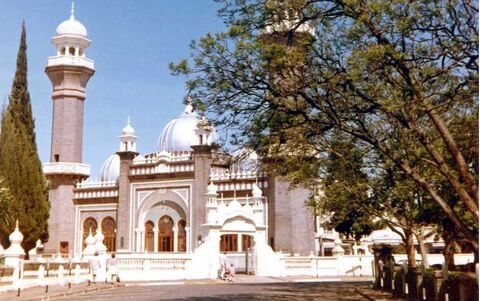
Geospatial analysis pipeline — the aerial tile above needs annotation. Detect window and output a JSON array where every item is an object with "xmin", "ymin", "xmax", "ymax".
[
  {"xmin": 60, "ymin": 241, "xmax": 69, "ymax": 254},
  {"xmin": 82, "ymin": 217, "xmax": 97, "ymax": 249},
  {"xmin": 101, "ymin": 217, "xmax": 116, "ymax": 252},
  {"xmin": 54, "ymin": 154, "xmax": 59, "ymax": 162},
  {"xmin": 220, "ymin": 234, "xmax": 238, "ymax": 252},
  {"xmin": 144, "ymin": 221, "xmax": 154, "ymax": 252},
  {"xmin": 69, "ymin": 47, "xmax": 75, "ymax": 56},
  {"xmin": 158, "ymin": 215, "xmax": 174, "ymax": 252}
]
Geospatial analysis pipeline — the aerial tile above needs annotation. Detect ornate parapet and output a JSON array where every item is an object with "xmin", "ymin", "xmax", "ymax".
[
  {"xmin": 47, "ymin": 55, "xmax": 94, "ymax": 70},
  {"xmin": 43, "ymin": 162, "xmax": 91, "ymax": 177}
]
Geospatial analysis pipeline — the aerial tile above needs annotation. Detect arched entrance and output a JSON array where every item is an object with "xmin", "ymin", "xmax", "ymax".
[
  {"xmin": 144, "ymin": 221, "xmax": 155, "ymax": 252},
  {"xmin": 82, "ymin": 217, "xmax": 97, "ymax": 249},
  {"xmin": 158, "ymin": 215, "xmax": 174, "ymax": 252},
  {"xmin": 101, "ymin": 217, "xmax": 116, "ymax": 252}
]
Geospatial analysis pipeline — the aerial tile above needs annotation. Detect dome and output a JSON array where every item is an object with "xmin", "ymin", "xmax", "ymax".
[
  {"xmin": 56, "ymin": 4, "xmax": 87, "ymax": 37},
  {"xmin": 9, "ymin": 220, "xmax": 23, "ymax": 243},
  {"xmin": 100, "ymin": 154, "xmax": 120, "ymax": 182},
  {"xmin": 207, "ymin": 182, "xmax": 218, "ymax": 195},
  {"xmin": 121, "ymin": 117, "xmax": 135, "ymax": 136},
  {"xmin": 252, "ymin": 183, "xmax": 263, "ymax": 198},
  {"xmin": 157, "ymin": 103, "xmax": 219, "ymax": 152}
]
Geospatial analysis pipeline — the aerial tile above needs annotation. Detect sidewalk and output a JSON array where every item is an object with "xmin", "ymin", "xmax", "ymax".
[{"xmin": 0, "ymin": 281, "xmax": 118, "ymax": 301}]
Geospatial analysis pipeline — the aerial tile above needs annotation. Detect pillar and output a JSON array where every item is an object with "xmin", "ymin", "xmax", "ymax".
[
  {"xmin": 173, "ymin": 228, "xmax": 178, "ymax": 253},
  {"xmin": 185, "ymin": 227, "xmax": 191, "ymax": 253},
  {"xmin": 153, "ymin": 228, "xmax": 159, "ymax": 253}
]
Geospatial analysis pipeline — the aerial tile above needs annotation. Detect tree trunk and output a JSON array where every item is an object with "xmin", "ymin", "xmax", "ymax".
[
  {"xmin": 442, "ymin": 222, "xmax": 456, "ymax": 270},
  {"xmin": 404, "ymin": 229, "xmax": 417, "ymax": 268},
  {"xmin": 415, "ymin": 229, "xmax": 429, "ymax": 268}
]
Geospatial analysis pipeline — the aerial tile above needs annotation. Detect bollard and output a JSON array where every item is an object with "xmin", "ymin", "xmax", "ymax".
[
  {"xmin": 45, "ymin": 284, "xmax": 48, "ymax": 293},
  {"xmin": 68, "ymin": 281, "xmax": 71, "ymax": 289},
  {"xmin": 17, "ymin": 287, "xmax": 20, "ymax": 297}
]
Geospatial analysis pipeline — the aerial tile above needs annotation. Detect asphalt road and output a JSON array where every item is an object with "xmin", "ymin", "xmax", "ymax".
[{"xmin": 52, "ymin": 281, "xmax": 373, "ymax": 301}]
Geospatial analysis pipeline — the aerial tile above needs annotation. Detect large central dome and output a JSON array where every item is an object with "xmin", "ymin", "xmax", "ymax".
[{"xmin": 157, "ymin": 103, "xmax": 219, "ymax": 152}]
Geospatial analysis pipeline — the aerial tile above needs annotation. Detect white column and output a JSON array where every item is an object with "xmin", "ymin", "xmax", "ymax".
[
  {"xmin": 185, "ymin": 227, "xmax": 191, "ymax": 253},
  {"xmin": 153, "ymin": 228, "xmax": 159, "ymax": 253},
  {"xmin": 135, "ymin": 229, "xmax": 141, "ymax": 252},
  {"xmin": 173, "ymin": 227, "xmax": 178, "ymax": 253},
  {"xmin": 66, "ymin": 46, "xmax": 70, "ymax": 56},
  {"xmin": 140, "ymin": 230, "xmax": 145, "ymax": 252},
  {"xmin": 237, "ymin": 234, "xmax": 242, "ymax": 252},
  {"xmin": 75, "ymin": 47, "xmax": 79, "ymax": 56}
]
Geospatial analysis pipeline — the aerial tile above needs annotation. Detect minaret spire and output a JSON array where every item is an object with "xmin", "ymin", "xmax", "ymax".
[{"xmin": 70, "ymin": 1, "xmax": 75, "ymax": 20}]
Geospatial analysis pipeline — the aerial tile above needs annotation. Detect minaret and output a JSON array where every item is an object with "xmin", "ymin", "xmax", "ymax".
[
  {"xmin": 116, "ymin": 118, "xmax": 138, "ymax": 252},
  {"xmin": 43, "ymin": 3, "xmax": 95, "ymax": 255}
]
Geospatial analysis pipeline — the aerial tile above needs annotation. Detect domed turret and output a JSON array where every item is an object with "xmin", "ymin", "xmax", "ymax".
[
  {"xmin": 157, "ymin": 99, "xmax": 219, "ymax": 152},
  {"xmin": 119, "ymin": 117, "xmax": 138, "ymax": 152},
  {"xmin": 100, "ymin": 154, "xmax": 120, "ymax": 182},
  {"xmin": 56, "ymin": 3, "xmax": 87, "ymax": 37}
]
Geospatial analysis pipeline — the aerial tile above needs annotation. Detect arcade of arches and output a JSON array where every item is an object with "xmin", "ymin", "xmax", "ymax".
[
  {"xmin": 144, "ymin": 216, "xmax": 187, "ymax": 253},
  {"xmin": 82, "ymin": 216, "xmax": 116, "ymax": 252}
]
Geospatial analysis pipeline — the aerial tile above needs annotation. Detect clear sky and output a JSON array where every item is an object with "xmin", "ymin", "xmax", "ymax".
[{"xmin": 0, "ymin": 0, "xmax": 225, "ymax": 176}]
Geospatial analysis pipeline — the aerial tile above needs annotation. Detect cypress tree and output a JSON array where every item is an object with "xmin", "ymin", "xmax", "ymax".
[{"xmin": 0, "ymin": 22, "xmax": 49, "ymax": 254}]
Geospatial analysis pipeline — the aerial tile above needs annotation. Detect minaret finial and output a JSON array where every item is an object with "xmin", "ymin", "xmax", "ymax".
[
  {"xmin": 70, "ymin": 1, "xmax": 75, "ymax": 19},
  {"xmin": 127, "ymin": 116, "xmax": 131, "ymax": 125}
]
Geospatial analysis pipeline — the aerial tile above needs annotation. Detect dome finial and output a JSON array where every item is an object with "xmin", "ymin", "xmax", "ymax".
[
  {"xmin": 127, "ymin": 116, "xmax": 131, "ymax": 125},
  {"xmin": 70, "ymin": 1, "xmax": 75, "ymax": 20}
]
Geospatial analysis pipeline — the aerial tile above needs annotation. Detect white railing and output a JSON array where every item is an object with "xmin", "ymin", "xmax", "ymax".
[
  {"xmin": 47, "ymin": 55, "xmax": 94, "ymax": 70},
  {"xmin": 131, "ymin": 163, "xmax": 194, "ymax": 176},
  {"xmin": 280, "ymin": 255, "xmax": 374, "ymax": 277},
  {"xmin": 43, "ymin": 162, "xmax": 91, "ymax": 177},
  {"xmin": 210, "ymin": 170, "xmax": 267, "ymax": 181},
  {"xmin": 116, "ymin": 254, "xmax": 191, "ymax": 281},
  {"xmin": 215, "ymin": 180, "xmax": 268, "ymax": 192},
  {"xmin": 74, "ymin": 189, "xmax": 119, "ymax": 199},
  {"xmin": 76, "ymin": 180, "xmax": 117, "ymax": 189}
]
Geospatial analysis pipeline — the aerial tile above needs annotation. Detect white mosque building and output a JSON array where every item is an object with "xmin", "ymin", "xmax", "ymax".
[
  {"xmin": 41, "ymin": 4, "xmax": 318, "ymax": 263},
  {"xmin": 36, "ymin": 5, "xmax": 451, "ymax": 281}
]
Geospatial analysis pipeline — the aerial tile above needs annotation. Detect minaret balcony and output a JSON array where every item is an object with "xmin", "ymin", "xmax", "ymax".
[
  {"xmin": 47, "ymin": 55, "xmax": 94, "ymax": 70},
  {"xmin": 43, "ymin": 162, "xmax": 91, "ymax": 177}
]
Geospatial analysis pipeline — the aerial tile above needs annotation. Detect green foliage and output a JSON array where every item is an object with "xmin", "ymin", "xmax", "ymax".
[
  {"xmin": 0, "ymin": 23, "xmax": 49, "ymax": 252},
  {"xmin": 171, "ymin": 0, "xmax": 478, "ymax": 250}
]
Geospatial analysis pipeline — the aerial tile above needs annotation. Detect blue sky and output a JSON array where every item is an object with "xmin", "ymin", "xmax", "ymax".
[{"xmin": 0, "ymin": 0, "xmax": 225, "ymax": 176}]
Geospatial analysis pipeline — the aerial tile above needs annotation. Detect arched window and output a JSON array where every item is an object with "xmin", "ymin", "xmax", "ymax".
[
  {"xmin": 158, "ymin": 215, "xmax": 174, "ymax": 252},
  {"xmin": 220, "ymin": 234, "xmax": 238, "ymax": 252},
  {"xmin": 69, "ymin": 47, "xmax": 75, "ymax": 56},
  {"xmin": 101, "ymin": 217, "xmax": 116, "ymax": 252},
  {"xmin": 60, "ymin": 47, "xmax": 66, "ymax": 55},
  {"xmin": 82, "ymin": 217, "xmax": 97, "ymax": 250},
  {"xmin": 177, "ymin": 219, "xmax": 186, "ymax": 252},
  {"xmin": 144, "ymin": 221, "xmax": 155, "ymax": 252}
]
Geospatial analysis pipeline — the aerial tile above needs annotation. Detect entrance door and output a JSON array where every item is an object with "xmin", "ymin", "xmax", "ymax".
[
  {"xmin": 158, "ymin": 215, "xmax": 174, "ymax": 252},
  {"xmin": 220, "ymin": 234, "xmax": 254, "ymax": 274}
]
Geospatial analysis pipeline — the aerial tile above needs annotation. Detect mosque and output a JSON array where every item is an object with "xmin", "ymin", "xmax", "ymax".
[{"xmin": 41, "ymin": 5, "xmax": 317, "ymax": 259}]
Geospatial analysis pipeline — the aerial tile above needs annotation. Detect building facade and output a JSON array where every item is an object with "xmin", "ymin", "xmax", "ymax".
[{"xmin": 42, "ymin": 6, "xmax": 316, "ymax": 259}]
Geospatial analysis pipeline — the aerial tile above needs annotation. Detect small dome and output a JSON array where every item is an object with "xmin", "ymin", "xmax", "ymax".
[
  {"xmin": 9, "ymin": 220, "xmax": 23, "ymax": 243},
  {"xmin": 100, "ymin": 154, "xmax": 120, "ymax": 182},
  {"xmin": 56, "ymin": 4, "xmax": 87, "ymax": 37},
  {"xmin": 85, "ymin": 229, "xmax": 96, "ymax": 245},
  {"xmin": 121, "ymin": 117, "xmax": 135, "ymax": 136},
  {"xmin": 252, "ymin": 184, "xmax": 263, "ymax": 198},
  {"xmin": 157, "ymin": 103, "xmax": 219, "ymax": 152},
  {"xmin": 207, "ymin": 182, "xmax": 218, "ymax": 195}
]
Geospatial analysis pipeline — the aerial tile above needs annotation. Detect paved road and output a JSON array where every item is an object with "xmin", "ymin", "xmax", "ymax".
[{"xmin": 53, "ymin": 281, "xmax": 373, "ymax": 301}]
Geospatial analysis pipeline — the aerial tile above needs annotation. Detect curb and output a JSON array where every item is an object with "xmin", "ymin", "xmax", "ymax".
[{"xmin": 15, "ymin": 284, "xmax": 116, "ymax": 301}]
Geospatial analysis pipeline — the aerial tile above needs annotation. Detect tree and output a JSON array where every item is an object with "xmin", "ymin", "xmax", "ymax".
[
  {"xmin": 171, "ymin": 0, "xmax": 478, "ymax": 251},
  {"xmin": 0, "ymin": 22, "xmax": 49, "ymax": 254}
]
